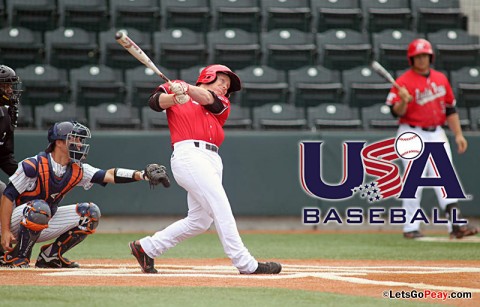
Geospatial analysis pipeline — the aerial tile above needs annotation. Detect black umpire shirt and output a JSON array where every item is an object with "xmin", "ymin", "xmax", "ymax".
[{"xmin": 0, "ymin": 106, "xmax": 17, "ymax": 176}]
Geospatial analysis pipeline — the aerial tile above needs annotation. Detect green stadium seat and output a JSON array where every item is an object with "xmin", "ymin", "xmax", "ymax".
[
  {"xmin": 261, "ymin": 0, "xmax": 311, "ymax": 32},
  {"xmin": 88, "ymin": 103, "xmax": 141, "ymax": 130},
  {"xmin": 0, "ymin": 27, "xmax": 44, "ymax": 68},
  {"xmin": 311, "ymin": 0, "xmax": 362, "ymax": 32},
  {"xmin": 58, "ymin": 0, "xmax": 109, "ymax": 32},
  {"xmin": 307, "ymin": 103, "xmax": 362, "ymax": 130},
  {"xmin": 162, "ymin": 0, "xmax": 210, "ymax": 33},
  {"xmin": 360, "ymin": 0, "xmax": 412, "ymax": 33},
  {"xmin": 110, "ymin": 0, "xmax": 161, "ymax": 32},
  {"xmin": 34, "ymin": 102, "xmax": 86, "ymax": 129},
  {"xmin": 372, "ymin": 29, "xmax": 420, "ymax": 71},
  {"xmin": 253, "ymin": 103, "xmax": 307, "ymax": 130},
  {"xmin": 411, "ymin": 0, "xmax": 467, "ymax": 34},
  {"xmin": 7, "ymin": 0, "xmax": 57, "ymax": 31},
  {"xmin": 210, "ymin": 0, "xmax": 261, "ymax": 33}
]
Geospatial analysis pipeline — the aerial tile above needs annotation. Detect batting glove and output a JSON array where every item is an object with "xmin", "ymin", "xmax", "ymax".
[
  {"xmin": 170, "ymin": 81, "xmax": 189, "ymax": 96},
  {"xmin": 173, "ymin": 93, "xmax": 190, "ymax": 105}
]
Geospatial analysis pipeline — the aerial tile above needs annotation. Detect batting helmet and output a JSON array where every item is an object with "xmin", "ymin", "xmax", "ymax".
[
  {"xmin": 46, "ymin": 121, "xmax": 91, "ymax": 164},
  {"xmin": 407, "ymin": 39, "xmax": 434, "ymax": 66},
  {"xmin": 196, "ymin": 64, "xmax": 241, "ymax": 97},
  {"xmin": 0, "ymin": 65, "xmax": 22, "ymax": 106}
]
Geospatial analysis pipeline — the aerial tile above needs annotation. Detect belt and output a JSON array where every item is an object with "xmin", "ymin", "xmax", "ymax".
[
  {"xmin": 194, "ymin": 141, "xmax": 218, "ymax": 153},
  {"xmin": 409, "ymin": 125, "xmax": 437, "ymax": 132}
]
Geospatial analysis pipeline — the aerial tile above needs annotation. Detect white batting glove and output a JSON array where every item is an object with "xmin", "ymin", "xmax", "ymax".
[
  {"xmin": 173, "ymin": 93, "xmax": 190, "ymax": 105},
  {"xmin": 170, "ymin": 82, "xmax": 189, "ymax": 96}
]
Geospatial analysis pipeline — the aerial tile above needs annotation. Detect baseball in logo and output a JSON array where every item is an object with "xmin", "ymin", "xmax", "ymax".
[{"xmin": 300, "ymin": 134, "xmax": 466, "ymax": 202}]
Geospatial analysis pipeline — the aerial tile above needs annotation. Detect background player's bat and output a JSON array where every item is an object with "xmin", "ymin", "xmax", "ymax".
[
  {"xmin": 115, "ymin": 31, "xmax": 172, "ymax": 85},
  {"xmin": 371, "ymin": 61, "xmax": 400, "ymax": 90}
]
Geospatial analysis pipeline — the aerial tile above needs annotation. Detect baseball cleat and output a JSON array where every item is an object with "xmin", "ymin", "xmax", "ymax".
[
  {"xmin": 450, "ymin": 224, "xmax": 479, "ymax": 239},
  {"xmin": 403, "ymin": 230, "xmax": 424, "ymax": 239},
  {"xmin": 1, "ymin": 253, "xmax": 30, "ymax": 268},
  {"xmin": 35, "ymin": 244, "xmax": 80, "ymax": 268},
  {"xmin": 250, "ymin": 262, "xmax": 282, "ymax": 274},
  {"xmin": 129, "ymin": 241, "xmax": 157, "ymax": 274}
]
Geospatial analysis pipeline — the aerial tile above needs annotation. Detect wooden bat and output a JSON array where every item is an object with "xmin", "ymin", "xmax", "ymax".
[
  {"xmin": 115, "ymin": 31, "xmax": 172, "ymax": 85},
  {"xmin": 371, "ymin": 61, "xmax": 400, "ymax": 90}
]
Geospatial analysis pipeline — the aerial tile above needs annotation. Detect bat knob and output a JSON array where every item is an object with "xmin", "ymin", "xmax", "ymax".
[{"xmin": 115, "ymin": 31, "xmax": 123, "ymax": 40}]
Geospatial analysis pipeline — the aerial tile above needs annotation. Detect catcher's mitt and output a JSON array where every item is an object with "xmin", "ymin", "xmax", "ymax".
[{"xmin": 143, "ymin": 164, "xmax": 171, "ymax": 188}]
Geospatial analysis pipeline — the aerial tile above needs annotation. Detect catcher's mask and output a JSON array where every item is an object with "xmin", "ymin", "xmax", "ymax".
[
  {"xmin": 407, "ymin": 38, "xmax": 434, "ymax": 66},
  {"xmin": 0, "ymin": 65, "xmax": 22, "ymax": 107},
  {"xmin": 196, "ymin": 64, "xmax": 241, "ymax": 97},
  {"xmin": 46, "ymin": 121, "xmax": 91, "ymax": 165}
]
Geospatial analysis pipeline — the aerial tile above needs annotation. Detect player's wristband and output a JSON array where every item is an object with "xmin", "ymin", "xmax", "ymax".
[{"xmin": 114, "ymin": 168, "xmax": 138, "ymax": 183}]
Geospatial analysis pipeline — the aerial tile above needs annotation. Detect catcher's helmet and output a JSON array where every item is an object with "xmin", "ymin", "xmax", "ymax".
[
  {"xmin": 46, "ymin": 121, "xmax": 91, "ymax": 165},
  {"xmin": 196, "ymin": 64, "xmax": 241, "ymax": 97},
  {"xmin": 407, "ymin": 39, "xmax": 434, "ymax": 66},
  {"xmin": 0, "ymin": 65, "xmax": 22, "ymax": 106}
]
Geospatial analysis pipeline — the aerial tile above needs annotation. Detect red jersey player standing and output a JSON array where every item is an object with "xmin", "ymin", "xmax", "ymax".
[
  {"xmin": 129, "ymin": 64, "xmax": 282, "ymax": 274},
  {"xmin": 386, "ymin": 38, "xmax": 478, "ymax": 239}
]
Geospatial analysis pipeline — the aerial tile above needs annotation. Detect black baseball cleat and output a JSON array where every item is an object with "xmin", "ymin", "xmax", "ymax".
[
  {"xmin": 403, "ymin": 230, "xmax": 424, "ymax": 239},
  {"xmin": 129, "ymin": 241, "xmax": 157, "ymax": 274},
  {"xmin": 35, "ymin": 244, "xmax": 80, "ymax": 268},
  {"xmin": 250, "ymin": 262, "xmax": 282, "ymax": 274},
  {"xmin": 450, "ymin": 224, "xmax": 479, "ymax": 239}
]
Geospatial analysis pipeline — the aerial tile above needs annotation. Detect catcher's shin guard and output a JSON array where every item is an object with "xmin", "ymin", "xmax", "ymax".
[
  {"xmin": 3, "ymin": 200, "xmax": 50, "ymax": 267},
  {"xmin": 36, "ymin": 203, "xmax": 100, "ymax": 268}
]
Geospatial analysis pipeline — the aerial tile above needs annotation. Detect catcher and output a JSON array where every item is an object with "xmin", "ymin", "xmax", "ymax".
[{"xmin": 0, "ymin": 121, "xmax": 170, "ymax": 268}]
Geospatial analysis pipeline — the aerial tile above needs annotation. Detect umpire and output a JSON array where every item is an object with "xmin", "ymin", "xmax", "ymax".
[{"xmin": 0, "ymin": 65, "xmax": 22, "ymax": 194}]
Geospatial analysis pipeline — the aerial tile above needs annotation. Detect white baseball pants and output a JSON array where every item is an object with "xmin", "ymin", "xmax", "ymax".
[
  {"xmin": 398, "ymin": 124, "xmax": 457, "ymax": 233},
  {"xmin": 140, "ymin": 140, "xmax": 258, "ymax": 274}
]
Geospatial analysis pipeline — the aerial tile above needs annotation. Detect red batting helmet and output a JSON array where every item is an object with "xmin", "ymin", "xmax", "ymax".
[
  {"xmin": 407, "ymin": 39, "xmax": 434, "ymax": 65},
  {"xmin": 196, "ymin": 64, "xmax": 241, "ymax": 96}
]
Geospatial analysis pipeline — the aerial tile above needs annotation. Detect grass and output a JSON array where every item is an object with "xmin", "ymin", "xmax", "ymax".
[{"xmin": 31, "ymin": 232, "xmax": 480, "ymax": 261}]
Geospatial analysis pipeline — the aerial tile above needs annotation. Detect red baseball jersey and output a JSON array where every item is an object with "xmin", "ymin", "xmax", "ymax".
[
  {"xmin": 157, "ymin": 81, "xmax": 230, "ymax": 147},
  {"xmin": 386, "ymin": 68, "xmax": 456, "ymax": 127}
]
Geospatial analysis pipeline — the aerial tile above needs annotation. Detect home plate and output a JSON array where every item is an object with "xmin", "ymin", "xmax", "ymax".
[{"xmin": 416, "ymin": 236, "xmax": 480, "ymax": 243}]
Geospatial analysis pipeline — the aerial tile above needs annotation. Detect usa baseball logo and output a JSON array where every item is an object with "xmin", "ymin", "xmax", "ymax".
[{"xmin": 300, "ymin": 134, "xmax": 466, "ymax": 202}]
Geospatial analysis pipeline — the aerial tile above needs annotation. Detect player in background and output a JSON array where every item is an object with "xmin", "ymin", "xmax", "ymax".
[
  {"xmin": 386, "ymin": 38, "xmax": 478, "ymax": 239},
  {"xmin": 0, "ymin": 65, "xmax": 21, "ymax": 195},
  {"xmin": 0, "ymin": 121, "xmax": 170, "ymax": 268},
  {"xmin": 129, "ymin": 64, "xmax": 282, "ymax": 274}
]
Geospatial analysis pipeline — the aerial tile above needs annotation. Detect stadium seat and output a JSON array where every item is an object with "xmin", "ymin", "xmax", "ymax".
[
  {"xmin": 468, "ymin": 106, "xmax": 480, "ymax": 130},
  {"xmin": 317, "ymin": 29, "xmax": 372, "ymax": 71},
  {"xmin": 45, "ymin": 27, "xmax": 99, "ymax": 69},
  {"xmin": 456, "ymin": 107, "xmax": 472, "ymax": 131},
  {"xmin": 126, "ymin": 65, "xmax": 178, "ymax": 109},
  {"xmin": 288, "ymin": 65, "xmax": 342, "ymax": 108},
  {"xmin": 16, "ymin": 64, "xmax": 69, "ymax": 108},
  {"xmin": 0, "ymin": 1, "xmax": 7, "ymax": 27},
  {"xmin": 210, "ymin": 0, "xmax": 261, "ymax": 32},
  {"xmin": 207, "ymin": 28, "xmax": 261, "ymax": 70},
  {"xmin": 360, "ymin": 0, "xmax": 412, "ymax": 33},
  {"xmin": 261, "ymin": 0, "xmax": 311, "ymax": 32},
  {"xmin": 223, "ymin": 104, "xmax": 253, "ymax": 129},
  {"xmin": 88, "ymin": 103, "xmax": 141, "ymax": 130},
  {"xmin": 162, "ymin": 0, "xmax": 210, "ymax": 33},
  {"xmin": 179, "ymin": 65, "xmax": 206, "ymax": 85},
  {"xmin": 342, "ymin": 65, "xmax": 392, "ymax": 109},
  {"xmin": 153, "ymin": 28, "xmax": 207, "ymax": 71},
  {"xmin": 58, "ymin": 0, "xmax": 109, "ymax": 32},
  {"xmin": 253, "ymin": 103, "xmax": 307, "ymax": 130},
  {"xmin": 261, "ymin": 29, "xmax": 316, "ymax": 71},
  {"xmin": 99, "ymin": 28, "xmax": 152, "ymax": 70},
  {"xmin": 110, "ymin": 0, "xmax": 161, "ymax": 32},
  {"xmin": 17, "ymin": 104, "xmax": 34, "ymax": 128},
  {"xmin": 372, "ymin": 29, "xmax": 420, "ymax": 71},
  {"xmin": 307, "ymin": 103, "xmax": 362, "ymax": 130},
  {"xmin": 34, "ymin": 102, "xmax": 86, "ymax": 129},
  {"xmin": 311, "ymin": 0, "xmax": 362, "ymax": 32},
  {"xmin": 450, "ymin": 66, "xmax": 480, "ymax": 109},
  {"xmin": 427, "ymin": 29, "xmax": 480, "ymax": 71},
  {"xmin": 411, "ymin": 0, "xmax": 467, "ymax": 34},
  {"xmin": 141, "ymin": 106, "xmax": 168, "ymax": 130},
  {"xmin": 70, "ymin": 65, "xmax": 126, "ymax": 112},
  {"xmin": 7, "ymin": 0, "xmax": 57, "ymax": 31},
  {"xmin": 235, "ymin": 65, "xmax": 289, "ymax": 108},
  {"xmin": 0, "ymin": 27, "xmax": 44, "ymax": 68},
  {"xmin": 360, "ymin": 103, "xmax": 397, "ymax": 130}
]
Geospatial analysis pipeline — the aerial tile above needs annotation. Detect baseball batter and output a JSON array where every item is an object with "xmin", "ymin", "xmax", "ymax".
[
  {"xmin": 129, "ymin": 64, "xmax": 282, "ymax": 274},
  {"xmin": 0, "ymin": 65, "xmax": 21, "ymax": 195},
  {"xmin": 0, "ymin": 121, "xmax": 170, "ymax": 268},
  {"xmin": 386, "ymin": 38, "xmax": 478, "ymax": 239}
]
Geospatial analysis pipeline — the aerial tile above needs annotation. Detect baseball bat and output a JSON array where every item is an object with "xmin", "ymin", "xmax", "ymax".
[
  {"xmin": 115, "ymin": 31, "xmax": 172, "ymax": 85},
  {"xmin": 371, "ymin": 61, "xmax": 401, "ymax": 90}
]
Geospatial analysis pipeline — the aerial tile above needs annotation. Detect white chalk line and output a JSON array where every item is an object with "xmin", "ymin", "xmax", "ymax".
[{"xmin": 24, "ymin": 264, "xmax": 480, "ymax": 293}]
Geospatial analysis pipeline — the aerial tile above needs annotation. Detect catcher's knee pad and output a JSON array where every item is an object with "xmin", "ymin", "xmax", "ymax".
[
  {"xmin": 76, "ymin": 202, "xmax": 101, "ymax": 233},
  {"xmin": 22, "ymin": 199, "xmax": 51, "ymax": 231}
]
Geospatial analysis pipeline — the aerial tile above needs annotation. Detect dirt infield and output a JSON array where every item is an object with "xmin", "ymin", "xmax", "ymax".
[{"xmin": 1, "ymin": 259, "xmax": 479, "ymax": 307}]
